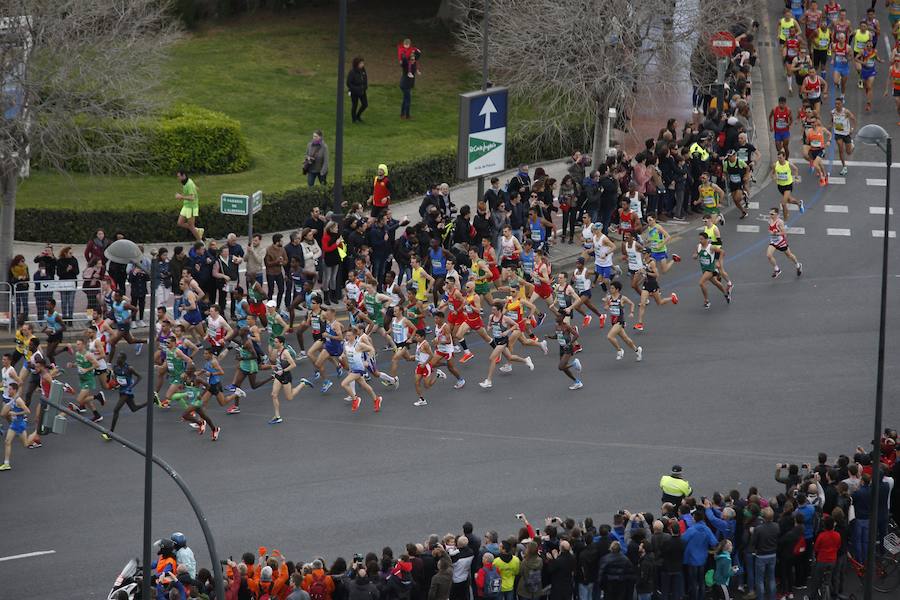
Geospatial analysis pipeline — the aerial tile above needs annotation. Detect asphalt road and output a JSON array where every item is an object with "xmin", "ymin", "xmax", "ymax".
[{"xmin": 2, "ymin": 3, "xmax": 899, "ymax": 598}]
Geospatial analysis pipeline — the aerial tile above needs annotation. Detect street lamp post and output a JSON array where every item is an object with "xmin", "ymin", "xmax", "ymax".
[
  {"xmin": 856, "ymin": 123, "xmax": 892, "ymax": 600},
  {"xmin": 105, "ymin": 239, "xmax": 224, "ymax": 600},
  {"xmin": 333, "ymin": 0, "xmax": 347, "ymax": 215}
]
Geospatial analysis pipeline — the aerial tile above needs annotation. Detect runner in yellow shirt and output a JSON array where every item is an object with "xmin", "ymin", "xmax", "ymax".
[{"xmin": 176, "ymin": 169, "xmax": 204, "ymax": 241}]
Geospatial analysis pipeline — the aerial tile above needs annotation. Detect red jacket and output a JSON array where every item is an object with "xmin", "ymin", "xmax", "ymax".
[
  {"xmin": 474, "ymin": 565, "xmax": 499, "ymax": 597},
  {"xmin": 813, "ymin": 530, "xmax": 841, "ymax": 564}
]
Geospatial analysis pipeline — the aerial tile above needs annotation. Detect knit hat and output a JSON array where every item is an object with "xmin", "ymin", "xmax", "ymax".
[
  {"xmin": 671, "ymin": 465, "xmax": 683, "ymax": 475},
  {"xmin": 261, "ymin": 566, "xmax": 273, "ymax": 582}
]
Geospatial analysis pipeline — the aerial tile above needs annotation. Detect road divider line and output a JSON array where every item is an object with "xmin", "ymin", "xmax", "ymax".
[
  {"xmin": 826, "ymin": 228, "xmax": 852, "ymax": 236},
  {"xmin": 866, "ymin": 178, "xmax": 887, "ymax": 187},
  {"xmin": 736, "ymin": 224, "xmax": 759, "ymax": 233},
  {"xmin": 824, "ymin": 205, "xmax": 848, "ymax": 213},
  {"xmin": 869, "ymin": 207, "xmax": 894, "ymax": 215},
  {"xmin": 872, "ymin": 230, "xmax": 897, "ymax": 238},
  {"xmin": 789, "ymin": 158, "xmax": 900, "ymax": 168},
  {"xmin": 0, "ymin": 550, "xmax": 56, "ymax": 563},
  {"xmin": 826, "ymin": 176, "xmax": 846, "ymax": 185},
  {"xmin": 786, "ymin": 226, "xmax": 805, "ymax": 234},
  {"xmin": 747, "ymin": 201, "xmax": 759, "ymax": 209}
]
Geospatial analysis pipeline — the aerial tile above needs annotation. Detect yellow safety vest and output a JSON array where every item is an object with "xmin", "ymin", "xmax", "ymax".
[
  {"xmin": 660, "ymin": 475, "xmax": 692, "ymax": 499},
  {"xmin": 688, "ymin": 142, "xmax": 709, "ymax": 161}
]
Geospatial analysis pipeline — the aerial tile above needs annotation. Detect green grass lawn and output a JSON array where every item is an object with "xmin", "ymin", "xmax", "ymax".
[{"xmin": 17, "ymin": 1, "xmax": 477, "ymax": 211}]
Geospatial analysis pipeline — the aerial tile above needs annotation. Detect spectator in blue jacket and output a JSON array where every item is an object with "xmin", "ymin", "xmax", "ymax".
[
  {"xmin": 703, "ymin": 498, "xmax": 736, "ymax": 543},
  {"xmin": 682, "ymin": 510, "xmax": 718, "ymax": 600}
]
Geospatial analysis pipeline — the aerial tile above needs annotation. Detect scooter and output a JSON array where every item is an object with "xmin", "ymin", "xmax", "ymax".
[{"xmin": 107, "ymin": 557, "xmax": 143, "ymax": 600}]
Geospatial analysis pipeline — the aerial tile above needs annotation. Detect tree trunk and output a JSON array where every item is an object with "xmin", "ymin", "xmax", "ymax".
[
  {"xmin": 436, "ymin": 0, "xmax": 466, "ymax": 25},
  {"xmin": 0, "ymin": 168, "xmax": 17, "ymax": 320},
  {"xmin": 591, "ymin": 102, "xmax": 609, "ymax": 169}
]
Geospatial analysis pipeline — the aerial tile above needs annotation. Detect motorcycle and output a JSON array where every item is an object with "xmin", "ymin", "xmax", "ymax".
[{"xmin": 107, "ymin": 558, "xmax": 143, "ymax": 600}]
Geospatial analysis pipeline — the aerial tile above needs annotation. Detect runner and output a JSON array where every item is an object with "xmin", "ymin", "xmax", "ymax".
[
  {"xmin": 0, "ymin": 384, "xmax": 29, "ymax": 471},
  {"xmin": 604, "ymin": 282, "xmax": 642, "ymax": 362},
  {"xmin": 885, "ymin": 53, "xmax": 900, "ymax": 124},
  {"xmin": 387, "ymin": 310, "xmax": 417, "ymax": 382},
  {"xmin": 551, "ymin": 272, "xmax": 584, "ymax": 323},
  {"xmin": 204, "ymin": 305, "xmax": 233, "ymax": 359},
  {"xmin": 42, "ymin": 298, "xmax": 67, "ymax": 365},
  {"xmin": 178, "ymin": 279, "xmax": 205, "ymax": 340},
  {"xmin": 890, "ymin": 0, "xmax": 900, "ymax": 42},
  {"xmin": 103, "ymin": 354, "xmax": 146, "ymax": 441},
  {"xmin": 779, "ymin": 8, "xmax": 801, "ymax": 47},
  {"xmin": 198, "ymin": 346, "xmax": 228, "ymax": 411},
  {"xmin": 811, "ymin": 20, "xmax": 832, "ymax": 76},
  {"xmin": 766, "ymin": 208, "xmax": 803, "ymax": 279},
  {"xmin": 340, "ymin": 328, "xmax": 383, "ymax": 413},
  {"xmin": 312, "ymin": 308, "xmax": 346, "ymax": 394},
  {"xmin": 221, "ymin": 327, "xmax": 272, "ymax": 414},
  {"xmin": 571, "ymin": 258, "xmax": 607, "ymax": 327},
  {"xmin": 107, "ymin": 290, "xmax": 146, "ymax": 365},
  {"xmin": 851, "ymin": 21, "xmax": 872, "ymax": 88},
  {"xmin": 620, "ymin": 232, "xmax": 646, "ymax": 297},
  {"xmin": 772, "ymin": 151, "xmax": 804, "ymax": 219},
  {"xmin": 429, "ymin": 311, "xmax": 466, "ymax": 389},
  {"xmin": 865, "ymin": 8, "xmax": 881, "ymax": 50},
  {"xmin": 803, "ymin": 116, "xmax": 832, "ymax": 187},
  {"xmin": 701, "ymin": 213, "xmax": 732, "ymax": 291},
  {"xmin": 800, "ymin": 66, "xmax": 827, "ymax": 117},
  {"xmin": 66, "ymin": 338, "xmax": 105, "ymax": 423},
  {"xmin": 1, "ymin": 353, "xmax": 19, "ymax": 407},
  {"xmin": 831, "ymin": 31, "xmax": 852, "ymax": 96},
  {"xmin": 769, "ymin": 96, "xmax": 794, "ymax": 159},
  {"xmin": 453, "ymin": 281, "xmax": 493, "ymax": 363},
  {"xmin": 498, "ymin": 225, "xmax": 522, "ymax": 269},
  {"xmin": 782, "ymin": 26, "xmax": 802, "ymax": 95},
  {"xmin": 478, "ymin": 303, "xmax": 533, "ymax": 389},
  {"xmin": 634, "ymin": 249, "xmax": 678, "ymax": 332},
  {"xmin": 546, "ymin": 314, "xmax": 583, "ymax": 390},
  {"xmin": 617, "ymin": 197, "xmax": 643, "ymax": 241},
  {"xmin": 159, "ymin": 334, "xmax": 194, "ymax": 410},
  {"xmin": 694, "ymin": 172, "xmax": 727, "ymax": 226},
  {"xmin": 831, "ymin": 96, "xmax": 857, "ymax": 175},
  {"xmin": 823, "ymin": 1, "xmax": 840, "ymax": 27},
  {"xmin": 175, "ymin": 169, "xmax": 204, "ymax": 242},
  {"xmin": 802, "ymin": 1, "xmax": 823, "ymax": 50},
  {"xmin": 170, "ymin": 368, "xmax": 218, "ymax": 440},
  {"xmin": 693, "ymin": 232, "xmax": 731, "ymax": 310},
  {"xmin": 644, "ymin": 216, "xmax": 681, "ymax": 275},
  {"xmin": 722, "ymin": 150, "xmax": 751, "ymax": 219},
  {"xmin": 410, "ymin": 329, "xmax": 445, "ymax": 407},
  {"xmin": 268, "ymin": 335, "xmax": 313, "ymax": 424}
]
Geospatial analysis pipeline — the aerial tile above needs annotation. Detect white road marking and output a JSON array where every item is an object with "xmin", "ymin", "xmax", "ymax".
[
  {"xmin": 736, "ymin": 224, "xmax": 759, "ymax": 233},
  {"xmin": 786, "ymin": 226, "xmax": 805, "ymax": 234},
  {"xmin": 827, "ymin": 176, "xmax": 846, "ymax": 185},
  {"xmin": 867, "ymin": 178, "xmax": 887, "ymax": 187},
  {"xmin": 0, "ymin": 550, "xmax": 56, "ymax": 563},
  {"xmin": 827, "ymin": 228, "xmax": 852, "ymax": 236},
  {"xmin": 869, "ymin": 207, "xmax": 895, "ymax": 215},
  {"xmin": 787, "ymin": 204, "xmax": 799, "ymax": 211},
  {"xmin": 789, "ymin": 158, "xmax": 900, "ymax": 168},
  {"xmin": 872, "ymin": 230, "xmax": 897, "ymax": 238},
  {"xmin": 747, "ymin": 201, "xmax": 759, "ymax": 209},
  {"xmin": 824, "ymin": 205, "xmax": 848, "ymax": 213}
]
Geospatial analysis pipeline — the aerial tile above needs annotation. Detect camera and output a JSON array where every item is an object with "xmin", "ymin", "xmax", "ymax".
[{"xmin": 353, "ymin": 553, "xmax": 363, "ymax": 564}]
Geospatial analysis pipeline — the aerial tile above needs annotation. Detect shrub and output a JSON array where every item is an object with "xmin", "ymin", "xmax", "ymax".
[{"xmin": 15, "ymin": 123, "xmax": 589, "ymax": 243}]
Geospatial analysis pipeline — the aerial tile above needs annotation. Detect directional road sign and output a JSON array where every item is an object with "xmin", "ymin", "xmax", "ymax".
[{"xmin": 458, "ymin": 87, "xmax": 508, "ymax": 180}]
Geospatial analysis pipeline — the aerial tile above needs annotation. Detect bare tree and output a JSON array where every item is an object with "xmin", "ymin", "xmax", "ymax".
[
  {"xmin": 455, "ymin": 0, "xmax": 760, "ymax": 167},
  {"xmin": 0, "ymin": 0, "xmax": 180, "ymax": 293}
]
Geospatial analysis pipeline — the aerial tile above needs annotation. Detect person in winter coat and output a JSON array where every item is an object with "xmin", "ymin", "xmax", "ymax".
[
  {"xmin": 399, "ymin": 51, "xmax": 419, "ymax": 119},
  {"xmin": 349, "ymin": 568, "xmax": 380, "ymax": 600},
  {"xmin": 682, "ymin": 510, "xmax": 718, "ymax": 600},
  {"xmin": 635, "ymin": 541, "xmax": 657, "ymax": 600},
  {"xmin": 347, "ymin": 57, "xmax": 369, "ymax": 123},
  {"xmin": 544, "ymin": 541, "xmax": 576, "ymax": 600},
  {"xmin": 597, "ymin": 541, "xmax": 636, "ymax": 600},
  {"xmin": 84, "ymin": 229, "xmax": 109, "ymax": 268},
  {"xmin": 474, "ymin": 553, "xmax": 500, "ymax": 599},
  {"xmin": 304, "ymin": 130, "xmax": 329, "ymax": 187},
  {"xmin": 711, "ymin": 539, "xmax": 736, "ymax": 600},
  {"xmin": 303, "ymin": 559, "xmax": 336, "ymax": 600},
  {"xmin": 516, "ymin": 542, "xmax": 545, "ymax": 600},
  {"xmin": 428, "ymin": 556, "xmax": 453, "ymax": 600}
]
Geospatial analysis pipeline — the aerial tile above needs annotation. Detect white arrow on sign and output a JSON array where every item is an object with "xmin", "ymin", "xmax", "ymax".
[{"xmin": 479, "ymin": 97, "xmax": 497, "ymax": 129}]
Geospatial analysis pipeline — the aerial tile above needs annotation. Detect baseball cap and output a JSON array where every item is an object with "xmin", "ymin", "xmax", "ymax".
[{"xmin": 265, "ymin": 300, "xmax": 277, "ymax": 308}]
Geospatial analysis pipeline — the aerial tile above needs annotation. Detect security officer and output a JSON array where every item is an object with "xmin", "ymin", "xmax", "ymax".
[{"xmin": 660, "ymin": 464, "xmax": 693, "ymax": 504}]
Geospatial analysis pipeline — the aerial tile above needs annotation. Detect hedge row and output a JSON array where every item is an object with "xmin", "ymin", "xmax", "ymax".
[
  {"xmin": 16, "ymin": 126, "xmax": 589, "ymax": 244},
  {"xmin": 35, "ymin": 105, "xmax": 250, "ymax": 176}
]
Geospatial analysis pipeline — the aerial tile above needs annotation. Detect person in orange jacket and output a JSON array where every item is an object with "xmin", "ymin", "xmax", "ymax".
[
  {"xmin": 250, "ymin": 549, "xmax": 291, "ymax": 600},
  {"xmin": 302, "ymin": 559, "xmax": 336, "ymax": 600}
]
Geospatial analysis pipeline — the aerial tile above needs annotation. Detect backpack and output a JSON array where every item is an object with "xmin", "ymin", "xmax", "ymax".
[
  {"xmin": 309, "ymin": 572, "xmax": 329, "ymax": 600},
  {"xmin": 524, "ymin": 566, "xmax": 543, "ymax": 594},
  {"xmin": 482, "ymin": 568, "xmax": 501, "ymax": 598}
]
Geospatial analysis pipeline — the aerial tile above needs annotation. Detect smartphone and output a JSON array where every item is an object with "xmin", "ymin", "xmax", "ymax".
[{"xmin": 515, "ymin": 513, "xmax": 525, "ymax": 520}]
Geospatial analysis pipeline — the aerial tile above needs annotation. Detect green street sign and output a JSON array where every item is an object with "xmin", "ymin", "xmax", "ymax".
[
  {"xmin": 220, "ymin": 193, "xmax": 250, "ymax": 215},
  {"xmin": 251, "ymin": 190, "xmax": 263, "ymax": 215}
]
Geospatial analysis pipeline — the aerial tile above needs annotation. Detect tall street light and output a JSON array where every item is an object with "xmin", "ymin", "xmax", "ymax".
[
  {"xmin": 856, "ymin": 123, "xmax": 892, "ymax": 600},
  {"xmin": 333, "ymin": 0, "xmax": 347, "ymax": 215},
  {"xmin": 105, "ymin": 239, "xmax": 224, "ymax": 600}
]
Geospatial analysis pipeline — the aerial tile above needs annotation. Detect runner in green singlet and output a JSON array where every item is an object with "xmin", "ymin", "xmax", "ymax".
[
  {"xmin": 160, "ymin": 335, "xmax": 193, "ymax": 409},
  {"xmin": 66, "ymin": 338, "xmax": 105, "ymax": 422},
  {"xmin": 171, "ymin": 369, "xmax": 218, "ymax": 440},
  {"xmin": 693, "ymin": 232, "xmax": 730, "ymax": 310}
]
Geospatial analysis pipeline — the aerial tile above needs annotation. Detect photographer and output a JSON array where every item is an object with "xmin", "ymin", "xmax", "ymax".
[{"xmin": 774, "ymin": 463, "xmax": 809, "ymax": 493}]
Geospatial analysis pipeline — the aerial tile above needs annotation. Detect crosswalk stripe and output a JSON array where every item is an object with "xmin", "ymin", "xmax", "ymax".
[
  {"xmin": 827, "ymin": 176, "xmax": 846, "ymax": 185},
  {"xmin": 786, "ymin": 226, "xmax": 805, "ymax": 234},
  {"xmin": 869, "ymin": 207, "xmax": 895, "ymax": 215},
  {"xmin": 786, "ymin": 204, "xmax": 799, "ymax": 211},
  {"xmin": 866, "ymin": 178, "xmax": 887, "ymax": 187},
  {"xmin": 825, "ymin": 205, "xmax": 848, "ymax": 213},
  {"xmin": 827, "ymin": 228, "xmax": 852, "ymax": 236},
  {"xmin": 747, "ymin": 201, "xmax": 759, "ymax": 209},
  {"xmin": 736, "ymin": 224, "xmax": 759, "ymax": 233},
  {"xmin": 872, "ymin": 230, "xmax": 897, "ymax": 238},
  {"xmin": 789, "ymin": 158, "xmax": 900, "ymax": 168}
]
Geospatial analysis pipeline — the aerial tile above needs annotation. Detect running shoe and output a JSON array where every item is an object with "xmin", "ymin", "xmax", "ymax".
[
  {"xmin": 772, "ymin": 268, "xmax": 782, "ymax": 279},
  {"xmin": 91, "ymin": 414, "xmax": 103, "ymax": 423},
  {"xmin": 529, "ymin": 315, "xmax": 537, "ymax": 328},
  {"xmin": 267, "ymin": 416, "xmax": 283, "ymax": 425},
  {"xmin": 540, "ymin": 340, "xmax": 549, "ymax": 355},
  {"xmin": 95, "ymin": 391, "xmax": 106, "ymax": 406},
  {"xmin": 535, "ymin": 312, "xmax": 546, "ymax": 327},
  {"xmin": 671, "ymin": 292, "xmax": 679, "ymax": 305},
  {"xmin": 135, "ymin": 343, "xmax": 143, "ymax": 356},
  {"xmin": 336, "ymin": 366, "xmax": 344, "ymax": 377},
  {"xmin": 633, "ymin": 323, "xmax": 644, "ymax": 332},
  {"xmin": 198, "ymin": 420, "xmax": 207, "ymax": 434},
  {"xmin": 569, "ymin": 380, "xmax": 583, "ymax": 390},
  {"xmin": 297, "ymin": 350, "xmax": 308, "ymax": 359},
  {"xmin": 0, "ymin": 463, "xmax": 9, "ymax": 471},
  {"xmin": 800, "ymin": 200, "xmax": 806, "ymax": 215},
  {"xmin": 312, "ymin": 371, "xmax": 321, "ymax": 380},
  {"xmin": 740, "ymin": 211, "xmax": 748, "ymax": 219},
  {"xmin": 499, "ymin": 364, "xmax": 513, "ymax": 373},
  {"xmin": 62, "ymin": 382, "xmax": 76, "ymax": 395},
  {"xmin": 725, "ymin": 292, "xmax": 732, "ymax": 304},
  {"xmin": 380, "ymin": 377, "xmax": 393, "ymax": 388},
  {"xmin": 188, "ymin": 421, "xmax": 199, "ymax": 429},
  {"xmin": 321, "ymin": 380, "xmax": 334, "ymax": 393},
  {"xmin": 840, "ymin": 166, "xmax": 848, "ymax": 176},
  {"xmin": 453, "ymin": 378, "xmax": 466, "ymax": 389},
  {"xmin": 414, "ymin": 398, "xmax": 428, "ymax": 406},
  {"xmin": 636, "ymin": 346, "xmax": 643, "ymax": 362},
  {"xmin": 478, "ymin": 379, "xmax": 492, "ymax": 388},
  {"xmin": 583, "ymin": 314, "xmax": 592, "ymax": 327},
  {"xmin": 704, "ymin": 301, "xmax": 711, "ymax": 309},
  {"xmin": 226, "ymin": 405, "xmax": 241, "ymax": 415},
  {"xmin": 598, "ymin": 314, "xmax": 607, "ymax": 328},
  {"xmin": 616, "ymin": 349, "xmax": 625, "ymax": 360},
  {"xmin": 719, "ymin": 213, "xmax": 725, "ymax": 226},
  {"xmin": 27, "ymin": 439, "xmax": 42, "ymax": 449},
  {"xmin": 233, "ymin": 387, "xmax": 246, "ymax": 398},
  {"xmin": 525, "ymin": 356, "xmax": 534, "ymax": 371},
  {"xmin": 211, "ymin": 426, "xmax": 220, "ymax": 441},
  {"xmin": 160, "ymin": 399, "xmax": 170, "ymax": 409},
  {"xmin": 373, "ymin": 396, "xmax": 383, "ymax": 412},
  {"xmin": 224, "ymin": 384, "xmax": 237, "ymax": 392},
  {"xmin": 453, "ymin": 344, "xmax": 462, "ymax": 354},
  {"xmin": 363, "ymin": 372, "xmax": 371, "ymax": 382},
  {"xmin": 67, "ymin": 401, "xmax": 84, "ymax": 414},
  {"xmin": 858, "ymin": 79, "xmax": 864, "ymax": 89},
  {"xmin": 101, "ymin": 433, "xmax": 111, "ymax": 442},
  {"xmin": 613, "ymin": 265, "xmax": 622, "ymax": 276},
  {"xmin": 299, "ymin": 377, "xmax": 314, "ymax": 387},
  {"xmin": 460, "ymin": 350, "xmax": 475, "ymax": 363},
  {"xmin": 343, "ymin": 395, "xmax": 354, "ymax": 402},
  {"xmin": 571, "ymin": 358, "xmax": 582, "ymax": 372},
  {"xmin": 727, "ymin": 281, "xmax": 734, "ymax": 293},
  {"xmin": 818, "ymin": 176, "xmax": 826, "ymax": 187},
  {"xmin": 672, "ymin": 254, "xmax": 681, "ymax": 262},
  {"xmin": 796, "ymin": 262, "xmax": 803, "ymax": 276},
  {"xmin": 197, "ymin": 227, "xmax": 205, "ymax": 239},
  {"xmin": 351, "ymin": 396, "xmax": 361, "ymax": 412},
  {"xmin": 573, "ymin": 344, "xmax": 583, "ymax": 354}
]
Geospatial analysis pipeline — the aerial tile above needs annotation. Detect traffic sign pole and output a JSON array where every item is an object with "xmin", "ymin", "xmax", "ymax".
[{"xmin": 476, "ymin": 0, "xmax": 490, "ymax": 204}]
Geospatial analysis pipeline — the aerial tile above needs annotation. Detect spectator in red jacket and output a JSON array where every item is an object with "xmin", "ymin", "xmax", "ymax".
[
  {"xmin": 397, "ymin": 38, "xmax": 420, "ymax": 72},
  {"xmin": 302, "ymin": 559, "xmax": 335, "ymax": 600},
  {"xmin": 809, "ymin": 516, "xmax": 841, "ymax": 599},
  {"xmin": 84, "ymin": 228, "xmax": 109, "ymax": 268},
  {"xmin": 474, "ymin": 553, "xmax": 499, "ymax": 598}
]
